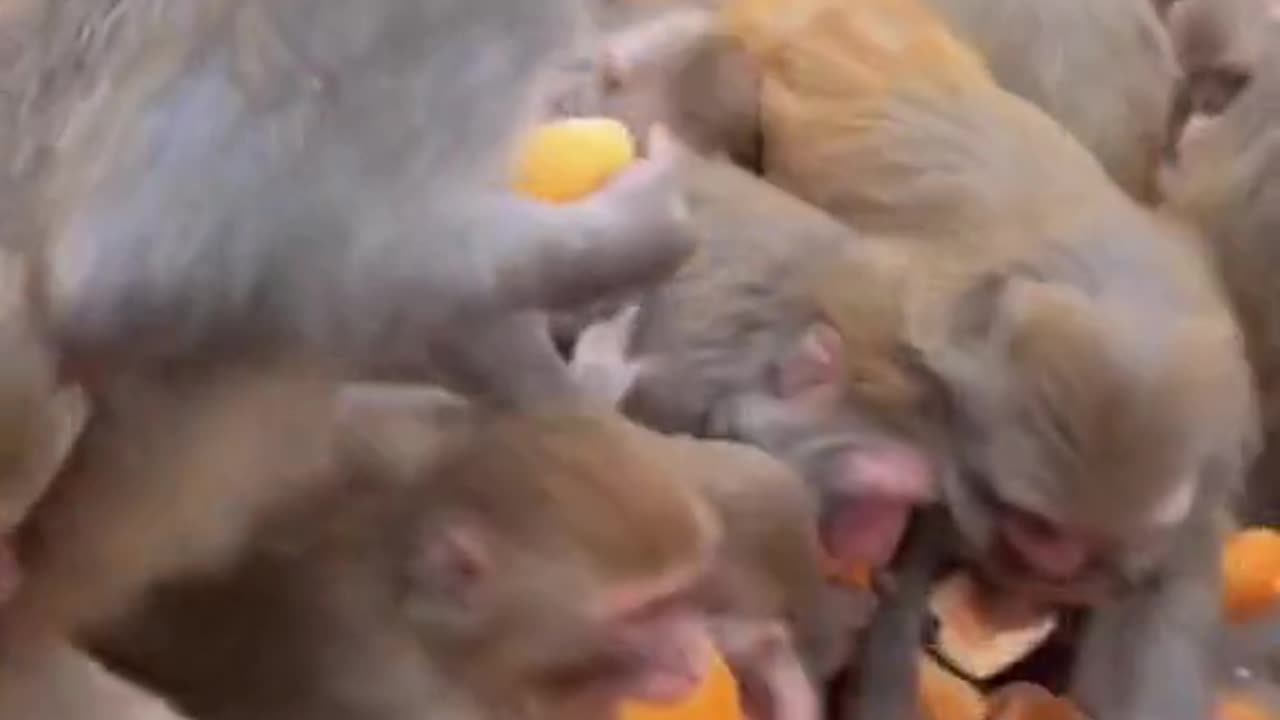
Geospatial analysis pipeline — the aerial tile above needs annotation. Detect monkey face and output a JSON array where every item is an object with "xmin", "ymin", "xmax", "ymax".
[
  {"xmin": 708, "ymin": 323, "xmax": 942, "ymax": 580},
  {"xmin": 941, "ymin": 460, "xmax": 1194, "ymax": 605},
  {"xmin": 935, "ymin": 356, "xmax": 1212, "ymax": 604}
]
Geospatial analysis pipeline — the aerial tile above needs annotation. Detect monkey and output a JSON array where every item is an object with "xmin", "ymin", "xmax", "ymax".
[
  {"xmin": 0, "ymin": 0, "xmax": 701, "ymax": 663},
  {"xmin": 565, "ymin": 157, "xmax": 944, "ymax": 590},
  {"xmin": 36, "ymin": 0, "xmax": 695, "ymax": 407},
  {"xmin": 80, "ymin": 406, "xmax": 723, "ymax": 720},
  {"xmin": 335, "ymin": 382, "xmax": 857, "ymax": 716},
  {"xmin": 719, "ymin": 0, "xmax": 1259, "ymax": 718},
  {"xmin": 917, "ymin": 0, "xmax": 1178, "ymax": 203},
  {"xmin": 563, "ymin": 0, "xmax": 1261, "ymax": 717},
  {"xmin": 1160, "ymin": 0, "xmax": 1279, "ymax": 185},
  {"xmin": 1160, "ymin": 25, "xmax": 1280, "ymax": 527},
  {"xmin": 573, "ymin": 0, "xmax": 1176, "ymax": 204},
  {"xmin": 550, "ymin": 1, "xmax": 760, "ymax": 169},
  {"xmin": 0, "ymin": 637, "xmax": 192, "ymax": 720},
  {"xmin": 664, "ymin": 434, "xmax": 873, "ymax": 700}
]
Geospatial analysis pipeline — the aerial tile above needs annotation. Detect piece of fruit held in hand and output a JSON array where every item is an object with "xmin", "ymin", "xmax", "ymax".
[
  {"xmin": 1223, "ymin": 527, "xmax": 1280, "ymax": 624},
  {"xmin": 620, "ymin": 643, "xmax": 745, "ymax": 720},
  {"xmin": 514, "ymin": 117, "xmax": 638, "ymax": 203}
]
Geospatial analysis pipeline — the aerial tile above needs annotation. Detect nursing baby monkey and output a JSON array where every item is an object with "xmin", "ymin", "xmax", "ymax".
[
  {"xmin": 567, "ymin": 3, "xmax": 1260, "ymax": 720},
  {"xmin": 1, "ymin": 0, "xmax": 700, "ymax": 674},
  {"xmin": 77, "ymin": 387, "xmax": 837, "ymax": 720}
]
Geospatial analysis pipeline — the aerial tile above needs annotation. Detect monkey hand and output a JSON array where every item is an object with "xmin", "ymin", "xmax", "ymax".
[
  {"xmin": 583, "ymin": 124, "xmax": 694, "ymax": 268},
  {"xmin": 571, "ymin": 304, "xmax": 651, "ymax": 406}
]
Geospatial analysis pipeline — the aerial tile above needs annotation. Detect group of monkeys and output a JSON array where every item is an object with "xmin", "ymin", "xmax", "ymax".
[{"xmin": 0, "ymin": 0, "xmax": 1278, "ymax": 718}]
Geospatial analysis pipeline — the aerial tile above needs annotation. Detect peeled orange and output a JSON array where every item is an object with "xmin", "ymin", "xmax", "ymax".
[{"xmin": 514, "ymin": 117, "xmax": 637, "ymax": 203}]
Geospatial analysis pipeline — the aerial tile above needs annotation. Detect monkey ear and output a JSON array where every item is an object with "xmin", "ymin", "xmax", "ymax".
[
  {"xmin": 944, "ymin": 273, "xmax": 1014, "ymax": 347},
  {"xmin": 775, "ymin": 322, "xmax": 845, "ymax": 398},
  {"xmin": 420, "ymin": 524, "xmax": 493, "ymax": 598}
]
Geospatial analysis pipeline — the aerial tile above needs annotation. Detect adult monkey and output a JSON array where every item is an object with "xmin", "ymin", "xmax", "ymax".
[
  {"xmin": 2, "ymin": 0, "xmax": 695, "ymax": 668},
  {"xmin": 921, "ymin": 0, "xmax": 1179, "ymax": 203},
  {"xmin": 722, "ymin": 1, "xmax": 1259, "ymax": 720},
  {"xmin": 1162, "ymin": 25, "xmax": 1280, "ymax": 527}
]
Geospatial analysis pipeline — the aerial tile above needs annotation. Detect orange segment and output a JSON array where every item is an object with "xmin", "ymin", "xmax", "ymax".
[
  {"xmin": 514, "ymin": 117, "xmax": 637, "ymax": 203},
  {"xmin": 918, "ymin": 654, "xmax": 987, "ymax": 720},
  {"xmin": 619, "ymin": 644, "xmax": 745, "ymax": 720},
  {"xmin": 986, "ymin": 683, "xmax": 1089, "ymax": 720},
  {"xmin": 1223, "ymin": 527, "xmax": 1280, "ymax": 624}
]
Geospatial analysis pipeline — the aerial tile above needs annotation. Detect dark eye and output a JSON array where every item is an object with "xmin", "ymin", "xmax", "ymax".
[{"xmin": 1189, "ymin": 68, "xmax": 1251, "ymax": 116}]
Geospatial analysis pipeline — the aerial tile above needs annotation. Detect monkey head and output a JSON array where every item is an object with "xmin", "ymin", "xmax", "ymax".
[
  {"xmin": 1161, "ymin": 0, "xmax": 1277, "ymax": 177},
  {"xmin": 904, "ymin": 266, "xmax": 1257, "ymax": 605},
  {"xmin": 701, "ymin": 304, "xmax": 944, "ymax": 588},
  {"xmin": 401, "ymin": 411, "xmax": 723, "ymax": 717}
]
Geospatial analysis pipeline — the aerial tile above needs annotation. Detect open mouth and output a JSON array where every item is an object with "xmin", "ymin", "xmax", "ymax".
[
  {"xmin": 986, "ymin": 542, "xmax": 1108, "ymax": 606},
  {"xmin": 819, "ymin": 495, "xmax": 913, "ymax": 571}
]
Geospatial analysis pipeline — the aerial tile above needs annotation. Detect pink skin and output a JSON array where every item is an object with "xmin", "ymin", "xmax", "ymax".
[
  {"xmin": 713, "ymin": 619, "xmax": 820, "ymax": 720},
  {"xmin": 782, "ymin": 324, "xmax": 942, "ymax": 572},
  {"xmin": 604, "ymin": 565, "xmax": 717, "ymax": 705}
]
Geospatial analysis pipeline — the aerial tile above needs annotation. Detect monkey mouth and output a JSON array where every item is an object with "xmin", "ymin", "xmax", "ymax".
[
  {"xmin": 985, "ymin": 542, "xmax": 1108, "ymax": 607},
  {"xmin": 819, "ymin": 496, "xmax": 913, "ymax": 570}
]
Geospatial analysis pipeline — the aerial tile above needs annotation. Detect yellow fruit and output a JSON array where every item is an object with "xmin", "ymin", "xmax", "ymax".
[
  {"xmin": 619, "ymin": 644, "xmax": 745, "ymax": 720},
  {"xmin": 1223, "ymin": 527, "xmax": 1280, "ymax": 624},
  {"xmin": 514, "ymin": 117, "xmax": 637, "ymax": 203}
]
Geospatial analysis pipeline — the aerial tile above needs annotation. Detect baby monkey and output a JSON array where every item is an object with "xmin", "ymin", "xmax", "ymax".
[{"xmin": 87, "ymin": 406, "xmax": 722, "ymax": 720}]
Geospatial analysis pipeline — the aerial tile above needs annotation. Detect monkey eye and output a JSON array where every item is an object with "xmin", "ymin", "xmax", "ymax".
[{"xmin": 1189, "ymin": 68, "xmax": 1251, "ymax": 116}]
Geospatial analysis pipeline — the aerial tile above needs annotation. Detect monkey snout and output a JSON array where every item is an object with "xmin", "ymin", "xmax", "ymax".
[{"xmin": 997, "ymin": 513, "xmax": 1093, "ymax": 582}]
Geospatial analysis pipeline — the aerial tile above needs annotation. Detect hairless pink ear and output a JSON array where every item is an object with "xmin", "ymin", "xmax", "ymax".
[
  {"xmin": 420, "ymin": 524, "xmax": 491, "ymax": 597},
  {"xmin": 776, "ymin": 322, "xmax": 845, "ymax": 398}
]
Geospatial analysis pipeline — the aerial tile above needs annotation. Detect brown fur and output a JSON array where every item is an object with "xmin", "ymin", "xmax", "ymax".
[
  {"xmin": 1162, "ymin": 27, "xmax": 1280, "ymax": 526},
  {"xmin": 87, "ymin": 405, "xmax": 718, "ymax": 720},
  {"xmin": 922, "ymin": 0, "xmax": 1177, "ymax": 202}
]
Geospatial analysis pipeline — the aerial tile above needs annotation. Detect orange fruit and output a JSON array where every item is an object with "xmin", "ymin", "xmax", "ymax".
[
  {"xmin": 1218, "ymin": 692, "xmax": 1280, "ymax": 720},
  {"xmin": 1223, "ymin": 527, "xmax": 1280, "ymax": 624},
  {"xmin": 619, "ymin": 644, "xmax": 745, "ymax": 720},
  {"xmin": 514, "ymin": 117, "xmax": 637, "ymax": 203},
  {"xmin": 919, "ymin": 654, "xmax": 987, "ymax": 720}
]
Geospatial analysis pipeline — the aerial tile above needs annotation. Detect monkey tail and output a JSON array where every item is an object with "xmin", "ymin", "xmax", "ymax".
[{"xmin": 721, "ymin": 0, "xmax": 992, "ymax": 105}]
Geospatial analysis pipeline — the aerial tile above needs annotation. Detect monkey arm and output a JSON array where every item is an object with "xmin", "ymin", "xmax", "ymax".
[
  {"xmin": 842, "ymin": 510, "xmax": 949, "ymax": 720},
  {"xmin": 1069, "ymin": 491, "xmax": 1221, "ymax": 720}
]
